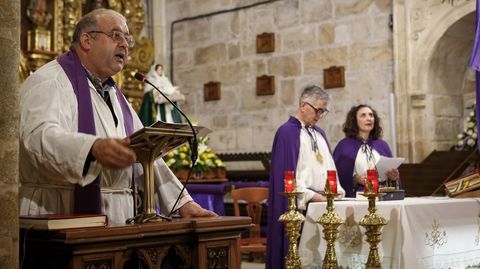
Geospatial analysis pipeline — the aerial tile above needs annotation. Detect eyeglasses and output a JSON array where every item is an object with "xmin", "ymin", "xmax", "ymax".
[
  {"xmin": 305, "ymin": 102, "xmax": 329, "ymax": 117},
  {"xmin": 88, "ymin": 30, "xmax": 135, "ymax": 48}
]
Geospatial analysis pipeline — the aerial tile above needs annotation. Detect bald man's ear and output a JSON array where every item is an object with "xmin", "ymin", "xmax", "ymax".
[{"xmin": 79, "ymin": 32, "xmax": 93, "ymax": 50}]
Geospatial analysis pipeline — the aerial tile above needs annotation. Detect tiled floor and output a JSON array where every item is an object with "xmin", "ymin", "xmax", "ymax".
[{"xmin": 241, "ymin": 261, "xmax": 265, "ymax": 269}]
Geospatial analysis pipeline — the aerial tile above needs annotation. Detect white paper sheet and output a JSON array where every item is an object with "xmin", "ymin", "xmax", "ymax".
[{"xmin": 375, "ymin": 156, "xmax": 405, "ymax": 180}]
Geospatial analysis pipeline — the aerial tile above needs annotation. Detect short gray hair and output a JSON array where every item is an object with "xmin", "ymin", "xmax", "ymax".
[
  {"xmin": 71, "ymin": 8, "xmax": 127, "ymax": 47},
  {"xmin": 299, "ymin": 85, "xmax": 329, "ymax": 106}
]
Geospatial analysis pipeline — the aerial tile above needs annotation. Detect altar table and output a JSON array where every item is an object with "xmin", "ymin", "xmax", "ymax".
[{"xmin": 298, "ymin": 197, "xmax": 480, "ymax": 269}]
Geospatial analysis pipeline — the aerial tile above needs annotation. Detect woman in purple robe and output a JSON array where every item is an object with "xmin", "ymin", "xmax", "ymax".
[{"xmin": 333, "ymin": 105, "xmax": 400, "ymax": 197}]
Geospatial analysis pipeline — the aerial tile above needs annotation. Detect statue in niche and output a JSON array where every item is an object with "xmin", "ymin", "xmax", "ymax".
[{"xmin": 138, "ymin": 64, "xmax": 185, "ymax": 125}]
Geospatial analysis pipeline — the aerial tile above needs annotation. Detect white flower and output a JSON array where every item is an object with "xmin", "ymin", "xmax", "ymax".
[
  {"xmin": 470, "ymin": 111, "xmax": 475, "ymax": 117},
  {"xmin": 473, "ymin": 132, "xmax": 478, "ymax": 139},
  {"xmin": 467, "ymin": 138, "xmax": 475, "ymax": 146},
  {"xmin": 457, "ymin": 134, "xmax": 464, "ymax": 139},
  {"xmin": 198, "ymin": 143, "xmax": 207, "ymax": 155},
  {"xmin": 467, "ymin": 129, "xmax": 473, "ymax": 135},
  {"xmin": 458, "ymin": 140, "xmax": 464, "ymax": 146}
]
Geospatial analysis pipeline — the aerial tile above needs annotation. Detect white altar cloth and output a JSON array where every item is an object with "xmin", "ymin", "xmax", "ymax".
[{"xmin": 298, "ymin": 197, "xmax": 480, "ymax": 269}]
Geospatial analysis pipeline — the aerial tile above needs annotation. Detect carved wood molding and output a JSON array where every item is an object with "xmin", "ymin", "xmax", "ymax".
[
  {"xmin": 126, "ymin": 245, "xmax": 193, "ymax": 269},
  {"xmin": 83, "ymin": 259, "xmax": 113, "ymax": 269},
  {"xmin": 207, "ymin": 246, "xmax": 229, "ymax": 269},
  {"xmin": 137, "ymin": 246, "xmax": 170, "ymax": 269}
]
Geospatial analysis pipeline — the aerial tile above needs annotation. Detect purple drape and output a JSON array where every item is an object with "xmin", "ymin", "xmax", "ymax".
[{"xmin": 469, "ymin": 0, "xmax": 480, "ymax": 148}]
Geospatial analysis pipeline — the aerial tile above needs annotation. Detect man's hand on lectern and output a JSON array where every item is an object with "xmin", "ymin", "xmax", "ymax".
[
  {"xmin": 178, "ymin": 201, "xmax": 218, "ymax": 218},
  {"xmin": 91, "ymin": 137, "xmax": 136, "ymax": 168}
]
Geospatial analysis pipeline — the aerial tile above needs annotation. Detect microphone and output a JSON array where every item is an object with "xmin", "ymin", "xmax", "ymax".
[
  {"xmin": 361, "ymin": 140, "xmax": 380, "ymax": 181},
  {"xmin": 134, "ymin": 72, "xmax": 198, "ymax": 216}
]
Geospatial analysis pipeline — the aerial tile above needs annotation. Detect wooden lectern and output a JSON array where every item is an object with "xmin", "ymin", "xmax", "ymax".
[
  {"xmin": 20, "ymin": 216, "xmax": 251, "ymax": 269},
  {"xmin": 128, "ymin": 122, "xmax": 210, "ymax": 223}
]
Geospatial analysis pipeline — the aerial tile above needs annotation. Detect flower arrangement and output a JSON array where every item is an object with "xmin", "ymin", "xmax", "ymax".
[
  {"xmin": 164, "ymin": 136, "xmax": 225, "ymax": 179},
  {"xmin": 452, "ymin": 104, "xmax": 477, "ymax": 151}
]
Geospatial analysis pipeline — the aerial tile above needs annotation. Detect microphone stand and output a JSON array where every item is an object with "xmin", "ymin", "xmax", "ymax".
[
  {"xmin": 363, "ymin": 140, "xmax": 398, "ymax": 190},
  {"xmin": 134, "ymin": 72, "xmax": 198, "ymax": 218},
  {"xmin": 362, "ymin": 140, "xmax": 385, "ymax": 186}
]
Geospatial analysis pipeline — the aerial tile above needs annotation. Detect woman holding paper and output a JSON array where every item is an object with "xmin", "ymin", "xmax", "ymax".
[{"xmin": 333, "ymin": 105, "xmax": 400, "ymax": 197}]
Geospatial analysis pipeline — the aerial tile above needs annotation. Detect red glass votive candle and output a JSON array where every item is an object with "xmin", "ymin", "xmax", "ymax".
[
  {"xmin": 284, "ymin": 170, "xmax": 295, "ymax": 193},
  {"xmin": 326, "ymin": 170, "xmax": 337, "ymax": 193},
  {"xmin": 366, "ymin": 169, "xmax": 379, "ymax": 193}
]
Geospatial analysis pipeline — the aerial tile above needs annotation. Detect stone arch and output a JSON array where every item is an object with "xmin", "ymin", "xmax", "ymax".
[
  {"xmin": 416, "ymin": 4, "xmax": 475, "ymax": 95},
  {"xmin": 394, "ymin": 0, "xmax": 475, "ymax": 162}
]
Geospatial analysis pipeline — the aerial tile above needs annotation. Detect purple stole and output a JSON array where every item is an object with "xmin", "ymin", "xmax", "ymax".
[
  {"xmin": 266, "ymin": 116, "xmax": 331, "ymax": 269},
  {"xmin": 333, "ymin": 137, "xmax": 393, "ymax": 197},
  {"xmin": 57, "ymin": 50, "xmax": 134, "ymax": 214}
]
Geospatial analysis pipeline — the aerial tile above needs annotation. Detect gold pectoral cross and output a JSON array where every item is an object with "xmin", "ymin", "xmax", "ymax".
[{"xmin": 316, "ymin": 152, "xmax": 323, "ymax": 164}]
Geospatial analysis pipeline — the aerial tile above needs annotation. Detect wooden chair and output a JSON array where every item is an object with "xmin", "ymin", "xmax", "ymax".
[{"xmin": 231, "ymin": 186, "xmax": 269, "ymax": 262}]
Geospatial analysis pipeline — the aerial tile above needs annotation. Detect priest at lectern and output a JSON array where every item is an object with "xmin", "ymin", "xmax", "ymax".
[{"xmin": 18, "ymin": 8, "xmax": 216, "ymax": 225}]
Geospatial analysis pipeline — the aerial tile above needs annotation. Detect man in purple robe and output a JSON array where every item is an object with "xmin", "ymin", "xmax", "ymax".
[
  {"xmin": 19, "ymin": 8, "xmax": 215, "ymax": 225},
  {"xmin": 266, "ymin": 85, "xmax": 345, "ymax": 269}
]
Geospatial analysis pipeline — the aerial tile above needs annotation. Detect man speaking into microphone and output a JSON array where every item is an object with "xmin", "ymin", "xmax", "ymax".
[{"xmin": 18, "ymin": 8, "xmax": 216, "ymax": 225}]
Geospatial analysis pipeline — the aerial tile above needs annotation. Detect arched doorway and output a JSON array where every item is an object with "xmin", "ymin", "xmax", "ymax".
[
  {"xmin": 393, "ymin": 0, "xmax": 475, "ymax": 162},
  {"xmin": 426, "ymin": 11, "xmax": 476, "ymax": 150}
]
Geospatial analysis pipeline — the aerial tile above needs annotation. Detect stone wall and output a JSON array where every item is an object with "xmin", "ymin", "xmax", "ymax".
[
  {"xmin": 0, "ymin": 0, "xmax": 19, "ymax": 268},
  {"xmin": 164, "ymin": 0, "xmax": 395, "ymax": 154}
]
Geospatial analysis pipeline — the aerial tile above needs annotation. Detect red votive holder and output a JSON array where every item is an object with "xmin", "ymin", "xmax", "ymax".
[
  {"xmin": 284, "ymin": 170, "xmax": 295, "ymax": 193},
  {"xmin": 326, "ymin": 170, "xmax": 337, "ymax": 193},
  {"xmin": 366, "ymin": 169, "xmax": 379, "ymax": 193}
]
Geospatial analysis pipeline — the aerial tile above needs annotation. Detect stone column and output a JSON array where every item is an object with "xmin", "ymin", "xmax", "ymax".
[
  {"xmin": 0, "ymin": 0, "xmax": 20, "ymax": 268},
  {"xmin": 152, "ymin": 0, "xmax": 168, "ymax": 67}
]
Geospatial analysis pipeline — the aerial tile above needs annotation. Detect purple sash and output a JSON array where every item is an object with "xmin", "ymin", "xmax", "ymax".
[{"xmin": 57, "ymin": 50, "xmax": 134, "ymax": 214}]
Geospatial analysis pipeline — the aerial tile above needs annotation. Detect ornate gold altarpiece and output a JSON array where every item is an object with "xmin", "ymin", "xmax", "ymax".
[{"xmin": 20, "ymin": 0, "xmax": 154, "ymax": 111}]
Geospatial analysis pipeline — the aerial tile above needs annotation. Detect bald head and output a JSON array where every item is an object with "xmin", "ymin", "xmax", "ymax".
[{"xmin": 71, "ymin": 8, "xmax": 127, "ymax": 48}]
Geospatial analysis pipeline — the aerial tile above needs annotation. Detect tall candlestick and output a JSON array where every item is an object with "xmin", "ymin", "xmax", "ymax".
[{"xmin": 278, "ymin": 189, "xmax": 304, "ymax": 269}]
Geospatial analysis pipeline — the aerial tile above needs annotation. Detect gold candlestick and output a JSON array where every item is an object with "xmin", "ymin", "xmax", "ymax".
[
  {"xmin": 359, "ymin": 191, "xmax": 387, "ymax": 269},
  {"xmin": 317, "ymin": 190, "xmax": 344, "ymax": 269},
  {"xmin": 278, "ymin": 191, "xmax": 305, "ymax": 269}
]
